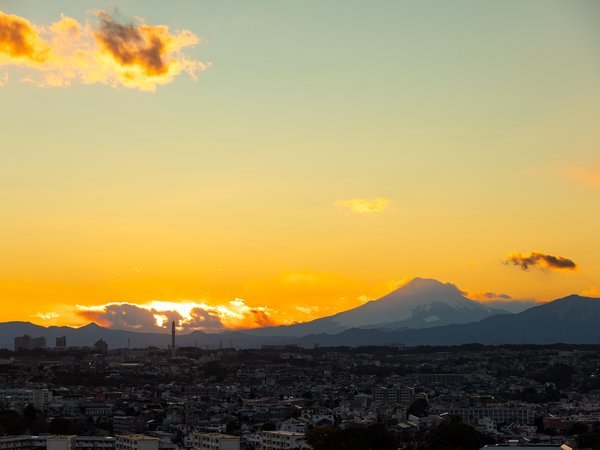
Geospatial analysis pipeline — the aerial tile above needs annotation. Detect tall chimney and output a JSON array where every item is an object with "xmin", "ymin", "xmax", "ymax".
[{"xmin": 171, "ymin": 321, "xmax": 176, "ymax": 349}]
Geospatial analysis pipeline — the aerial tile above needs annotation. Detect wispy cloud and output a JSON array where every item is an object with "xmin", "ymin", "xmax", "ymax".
[
  {"xmin": 76, "ymin": 298, "xmax": 276, "ymax": 332},
  {"xmin": 462, "ymin": 290, "xmax": 513, "ymax": 302},
  {"xmin": 505, "ymin": 251, "xmax": 577, "ymax": 271},
  {"xmin": 31, "ymin": 312, "xmax": 60, "ymax": 320},
  {"xmin": 462, "ymin": 290, "xmax": 538, "ymax": 313},
  {"xmin": 335, "ymin": 197, "xmax": 391, "ymax": 214},
  {"xmin": 0, "ymin": 9, "xmax": 207, "ymax": 91},
  {"xmin": 295, "ymin": 305, "xmax": 320, "ymax": 315},
  {"xmin": 357, "ymin": 295, "xmax": 372, "ymax": 304},
  {"xmin": 280, "ymin": 272, "xmax": 323, "ymax": 285}
]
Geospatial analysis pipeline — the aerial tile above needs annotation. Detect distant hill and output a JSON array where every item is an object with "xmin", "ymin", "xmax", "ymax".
[
  {"xmin": 2, "ymin": 289, "xmax": 598, "ymax": 350},
  {"xmin": 295, "ymin": 294, "xmax": 600, "ymax": 347},
  {"xmin": 251, "ymin": 278, "xmax": 506, "ymax": 337},
  {"xmin": 394, "ymin": 294, "xmax": 600, "ymax": 345},
  {"xmin": 0, "ymin": 322, "xmax": 172, "ymax": 350},
  {"xmin": 0, "ymin": 322, "xmax": 285, "ymax": 350}
]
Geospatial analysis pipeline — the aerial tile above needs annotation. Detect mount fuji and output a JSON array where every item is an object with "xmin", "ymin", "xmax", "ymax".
[{"xmin": 250, "ymin": 277, "xmax": 507, "ymax": 337}]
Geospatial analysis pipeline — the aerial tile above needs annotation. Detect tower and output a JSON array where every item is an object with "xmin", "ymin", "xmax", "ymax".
[{"xmin": 170, "ymin": 321, "xmax": 176, "ymax": 359}]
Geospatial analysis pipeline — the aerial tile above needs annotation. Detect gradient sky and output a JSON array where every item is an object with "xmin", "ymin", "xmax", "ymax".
[{"xmin": 1, "ymin": 1, "xmax": 599, "ymax": 331}]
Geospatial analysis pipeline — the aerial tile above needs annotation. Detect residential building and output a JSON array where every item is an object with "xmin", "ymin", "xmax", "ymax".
[
  {"xmin": 188, "ymin": 433, "xmax": 239, "ymax": 450},
  {"xmin": 56, "ymin": 337, "xmax": 67, "ymax": 349},
  {"xmin": 260, "ymin": 431, "xmax": 308, "ymax": 450},
  {"xmin": 14, "ymin": 335, "xmax": 32, "ymax": 351},
  {"xmin": 115, "ymin": 436, "xmax": 158, "ymax": 450}
]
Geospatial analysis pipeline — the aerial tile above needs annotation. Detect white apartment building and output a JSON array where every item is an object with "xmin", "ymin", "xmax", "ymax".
[
  {"xmin": 74, "ymin": 437, "xmax": 116, "ymax": 450},
  {"xmin": 0, "ymin": 436, "xmax": 116, "ymax": 450},
  {"xmin": 47, "ymin": 437, "xmax": 75, "ymax": 450},
  {"xmin": 0, "ymin": 436, "xmax": 47, "ymax": 450},
  {"xmin": 279, "ymin": 418, "xmax": 308, "ymax": 434},
  {"xmin": 260, "ymin": 431, "xmax": 309, "ymax": 450},
  {"xmin": 450, "ymin": 404, "xmax": 533, "ymax": 425},
  {"xmin": 187, "ymin": 433, "xmax": 239, "ymax": 450},
  {"xmin": 115, "ymin": 435, "xmax": 158, "ymax": 450},
  {"xmin": 0, "ymin": 389, "xmax": 53, "ymax": 411}
]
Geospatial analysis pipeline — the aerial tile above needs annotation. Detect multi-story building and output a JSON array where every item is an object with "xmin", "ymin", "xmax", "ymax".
[
  {"xmin": 113, "ymin": 417, "xmax": 146, "ymax": 435},
  {"xmin": 449, "ymin": 403, "xmax": 533, "ymax": 425},
  {"xmin": 373, "ymin": 386, "xmax": 415, "ymax": 406},
  {"xmin": 114, "ymin": 435, "xmax": 158, "ymax": 450},
  {"xmin": 47, "ymin": 436, "xmax": 75, "ymax": 450},
  {"xmin": 31, "ymin": 337, "xmax": 46, "ymax": 349},
  {"xmin": 0, "ymin": 389, "xmax": 53, "ymax": 411},
  {"xmin": 13, "ymin": 335, "xmax": 46, "ymax": 351},
  {"xmin": 94, "ymin": 339, "xmax": 108, "ymax": 353},
  {"xmin": 73, "ymin": 437, "xmax": 116, "ymax": 450},
  {"xmin": 391, "ymin": 386, "xmax": 415, "ymax": 406},
  {"xmin": 80, "ymin": 402, "xmax": 113, "ymax": 420},
  {"xmin": 0, "ymin": 436, "xmax": 116, "ymax": 450},
  {"xmin": 186, "ymin": 433, "xmax": 239, "ymax": 450},
  {"xmin": 279, "ymin": 418, "xmax": 309, "ymax": 434},
  {"xmin": 56, "ymin": 336, "xmax": 67, "ymax": 350},
  {"xmin": 0, "ymin": 435, "xmax": 47, "ymax": 450},
  {"xmin": 259, "ymin": 431, "xmax": 308, "ymax": 450},
  {"xmin": 14, "ymin": 335, "xmax": 32, "ymax": 351},
  {"xmin": 418, "ymin": 374, "xmax": 467, "ymax": 385}
]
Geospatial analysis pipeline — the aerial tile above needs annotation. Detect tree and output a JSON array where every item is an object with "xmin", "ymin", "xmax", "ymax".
[
  {"xmin": 305, "ymin": 424, "xmax": 397, "ymax": 450},
  {"xmin": 423, "ymin": 420, "xmax": 494, "ymax": 450},
  {"xmin": 407, "ymin": 398, "xmax": 429, "ymax": 418},
  {"xmin": 23, "ymin": 404, "xmax": 38, "ymax": 421},
  {"xmin": 49, "ymin": 418, "xmax": 74, "ymax": 435},
  {"xmin": 262, "ymin": 422, "xmax": 276, "ymax": 431},
  {"xmin": 0, "ymin": 410, "xmax": 26, "ymax": 435},
  {"xmin": 567, "ymin": 422, "xmax": 589, "ymax": 436},
  {"xmin": 534, "ymin": 364, "xmax": 573, "ymax": 389},
  {"xmin": 576, "ymin": 431, "xmax": 600, "ymax": 448},
  {"xmin": 305, "ymin": 425, "xmax": 340, "ymax": 450}
]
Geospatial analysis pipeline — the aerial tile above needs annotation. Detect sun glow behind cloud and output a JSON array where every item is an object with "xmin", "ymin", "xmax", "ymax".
[{"xmin": 76, "ymin": 299, "xmax": 278, "ymax": 332}]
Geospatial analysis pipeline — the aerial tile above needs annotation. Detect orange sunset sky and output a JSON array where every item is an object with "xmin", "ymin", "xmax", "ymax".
[{"xmin": 1, "ymin": 1, "xmax": 599, "ymax": 333}]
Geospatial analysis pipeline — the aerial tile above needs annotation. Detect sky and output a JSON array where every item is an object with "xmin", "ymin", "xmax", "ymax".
[{"xmin": 1, "ymin": 1, "xmax": 599, "ymax": 333}]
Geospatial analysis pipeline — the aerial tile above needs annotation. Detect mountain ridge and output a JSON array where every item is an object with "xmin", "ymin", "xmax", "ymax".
[
  {"xmin": 2, "ymin": 282, "xmax": 598, "ymax": 349},
  {"xmin": 294, "ymin": 294, "xmax": 600, "ymax": 347}
]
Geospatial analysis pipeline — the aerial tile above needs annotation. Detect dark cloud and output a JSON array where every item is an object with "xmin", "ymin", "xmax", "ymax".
[
  {"xmin": 505, "ymin": 252, "xmax": 577, "ymax": 271},
  {"xmin": 95, "ymin": 12, "xmax": 169, "ymax": 77},
  {"xmin": 77, "ymin": 303, "xmax": 227, "ymax": 333},
  {"xmin": 77, "ymin": 303, "xmax": 174, "ymax": 332},
  {"xmin": 187, "ymin": 308, "xmax": 224, "ymax": 332}
]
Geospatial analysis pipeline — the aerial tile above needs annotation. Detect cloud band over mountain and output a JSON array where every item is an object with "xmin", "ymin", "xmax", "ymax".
[
  {"xmin": 505, "ymin": 252, "xmax": 577, "ymax": 271},
  {"xmin": 0, "ymin": 9, "xmax": 207, "ymax": 90}
]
